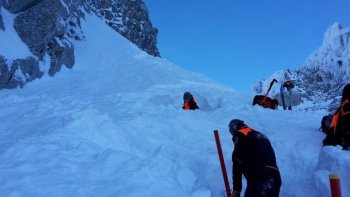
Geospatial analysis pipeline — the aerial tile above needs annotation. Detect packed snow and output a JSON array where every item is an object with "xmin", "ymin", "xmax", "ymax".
[{"xmin": 0, "ymin": 13, "xmax": 349, "ymax": 197}]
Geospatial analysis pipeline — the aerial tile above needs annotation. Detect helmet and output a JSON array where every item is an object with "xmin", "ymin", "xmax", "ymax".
[
  {"xmin": 228, "ymin": 119, "xmax": 244, "ymax": 135},
  {"xmin": 183, "ymin": 92, "xmax": 192, "ymax": 102},
  {"xmin": 342, "ymin": 84, "xmax": 350, "ymax": 100},
  {"xmin": 283, "ymin": 80, "xmax": 295, "ymax": 89}
]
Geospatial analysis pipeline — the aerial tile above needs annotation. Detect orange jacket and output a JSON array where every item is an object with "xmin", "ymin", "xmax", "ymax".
[{"xmin": 183, "ymin": 96, "xmax": 199, "ymax": 110}]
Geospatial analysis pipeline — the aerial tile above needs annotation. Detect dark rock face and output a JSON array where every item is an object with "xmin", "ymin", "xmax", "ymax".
[
  {"xmin": 9, "ymin": 0, "xmax": 82, "ymax": 85},
  {"xmin": 0, "ymin": 0, "xmax": 85, "ymax": 89},
  {"xmin": 14, "ymin": 0, "xmax": 69, "ymax": 58},
  {"xmin": 0, "ymin": 56, "xmax": 14, "ymax": 89},
  {"xmin": 87, "ymin": 0, "xmax": 160, "ymax": 57},
  {"xmin": 0, "ymin": 55, "xmax": 43, "ymax": 89},
  {"xmin": 0, "ymin": 1, "xmax": 4, "ymax": 30},
  {"xmin": 15, "ymin": 57, "xmax": 43, "ymax": 82},
  {"xmin": 1, "ymin": 0, "xmax": 43, "ymax": 14},
  {"xmin": 0, "ymin": 0, "xmax": 160, "ymax": 90},
  {"xmin": 47, "ymin": 37, "xmax": 75, "ymax": 76}
]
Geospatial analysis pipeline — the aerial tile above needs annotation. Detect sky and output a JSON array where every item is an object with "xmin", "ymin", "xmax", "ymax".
[
  {"xmin": 1, "ymin": 12, "xmax": 350, "ymax": 197},
  {"xmin": 144, "ymin": 0, "xmax": 350, "ymax": 94}
]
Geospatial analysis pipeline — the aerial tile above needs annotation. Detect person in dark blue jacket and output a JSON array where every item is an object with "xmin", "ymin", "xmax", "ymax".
[{"xmin": 228, "ymin": 119, "xmax": 281, "ymax": 197}]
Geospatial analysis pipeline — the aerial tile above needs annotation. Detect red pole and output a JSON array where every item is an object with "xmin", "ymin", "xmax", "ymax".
[
  {"xmin": 214, "ymin": 130, "xmax": 231, "ymax": 197},
  {"xmin": 329, "ymin": 174, "xmax": 342, "ymax": 197}
]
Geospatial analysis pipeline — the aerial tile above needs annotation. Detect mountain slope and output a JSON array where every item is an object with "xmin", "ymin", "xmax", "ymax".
[
  {"xmin": 254, "ymin": 23, "xmax": 350, "ymax": 112},
  {"xmin": 0, "ymin": 0, "xmax": 159, "ymax": 90},
  {"xmin": 0, "ymin": 13, "xmax": 349, "ymax": 197}
]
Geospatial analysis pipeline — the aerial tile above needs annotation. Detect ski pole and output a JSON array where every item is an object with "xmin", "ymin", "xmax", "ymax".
[
  {"xmin": 329, "ymin": 174, "xmax": 342, "ymax": 197},
  {"xmin": 288, "ymin": 90, "xmax": 292, "ymax": 110},
  {"xmin": 280, "ymin": 84, "xmax": 286, "ymax": 110},
  {"xmin": 213, "ymin": 130, "xmax": 231, "ymax": 197}
]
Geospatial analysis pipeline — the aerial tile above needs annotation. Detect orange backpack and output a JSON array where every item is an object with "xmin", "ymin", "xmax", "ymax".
[{"xmin": 329, "ymin": 99, "xmax": 349, "ymax": 134}]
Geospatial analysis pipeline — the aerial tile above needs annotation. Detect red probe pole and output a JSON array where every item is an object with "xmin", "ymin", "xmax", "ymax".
[{"xmin": 214, "ymin": 130, "xmax": 231, "ymax": 197}]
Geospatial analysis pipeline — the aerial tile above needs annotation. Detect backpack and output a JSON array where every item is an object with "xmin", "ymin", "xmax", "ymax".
[{"xmin": 320, "ymin": 114, "xmax": 333, "ymax": 134}]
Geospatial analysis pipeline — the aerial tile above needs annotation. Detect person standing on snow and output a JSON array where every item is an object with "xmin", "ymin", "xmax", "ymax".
[
  {"xmin": 280, "ymin": 80, "xmax": 295, "ymax": 110},
  {"xmin": 228, "ymin": 119, "xmax": 281, "ymax": 197},
  {"xmin": 182, "ymin": 92, "xmax": 199, "ymax": 110},
  {"xmin": 323, "ymin": 84, "xmax": 350, "ymax": 150}
]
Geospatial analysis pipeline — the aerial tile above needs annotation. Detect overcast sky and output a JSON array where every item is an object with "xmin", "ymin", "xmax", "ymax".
[{"xmin": 144, "ymin": 0, "xmax": 350, "ymax": 94}]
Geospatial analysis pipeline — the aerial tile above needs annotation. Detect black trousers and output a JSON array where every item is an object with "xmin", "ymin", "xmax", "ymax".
[{"xmin": 245, "ymin": 178, "xmax": 281, "ymax": 197}]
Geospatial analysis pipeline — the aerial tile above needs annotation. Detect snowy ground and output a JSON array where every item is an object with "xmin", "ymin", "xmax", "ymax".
[{"xmin": 0, "ymin": 13, "xmax": 349, "ymax": 197}]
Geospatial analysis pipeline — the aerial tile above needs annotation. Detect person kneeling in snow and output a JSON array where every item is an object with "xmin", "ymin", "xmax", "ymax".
[
  {"xmin": 182, "ymin": 92, "xmax": 199, "ymax": 110},
  {"xmin": 323, "ymin": 84, "xmax": 350, "ymax": 150},
  {"xmin": 228, "ymin": 119, "xmax": 281, "ymax": 197}
]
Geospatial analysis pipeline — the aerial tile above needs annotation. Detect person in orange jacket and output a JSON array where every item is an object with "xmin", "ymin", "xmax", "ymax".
[
  {"xmin": 323, "ymin": 84, "xmax": 350, "ymax": 150},
  {"xmin": 182, "ymin": 92, "xmax": 199, "ymax": 110},
  {"xmin": 228, "ymin": 119, "xmax": 281, "ymax": 197}
]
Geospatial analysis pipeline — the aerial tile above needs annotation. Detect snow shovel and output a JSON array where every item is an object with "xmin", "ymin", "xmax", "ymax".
[
  {"xmin": 262, "ymin": 79, "xmax": 278, "ymax": 103},
  {"xmin": 253, "ymin": 79, "xmax": 278, "ymax": 109}
]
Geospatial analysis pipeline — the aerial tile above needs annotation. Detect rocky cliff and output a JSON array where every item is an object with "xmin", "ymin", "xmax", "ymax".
[
  {"xmin": 0, "ymin": 0, "xmax": 159, "ymax": 90},
  {"xmin": 253, "ymin": 23, "xmax": 350, "ymax": 112},
  {"xmin": 86, "ymin": 0, "xmax": 159, "ymax": 57}
]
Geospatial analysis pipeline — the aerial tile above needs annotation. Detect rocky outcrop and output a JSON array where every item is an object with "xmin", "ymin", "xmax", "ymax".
[
  {"xmin": 0, "ymin": 55, "xmax": 43, "ymax": 89},
  {"xmin": 47, "ymin": 37, "xmax": 76, "ymax": 76},
  {"xmin": 87, "ymin": 0, "xmax": 160, "ymax": 57},
  {"xmin": 1, "ymin": 0, "xmax": 43, "ymax": 14},
  {"xmin": 13, "ymin": 0, "xmax": 84, "ymax": 67},
  {"xmin": 254, "ymin": 23, "xmax": 350, "ymax": 111},
  {"xmin": 0, "ymin": 0, "xmax": 84, "ymax": 89},
  {"xmin": 0, "ymin": 0, "xmax": 160, "ymax": 90},
  {"xmin": 14, "ymin": 0, "xmax": 70, "ymax": 58},
  {"xmin": 0, "ymin": 1, "xmax": 4, "ymax": 30}
]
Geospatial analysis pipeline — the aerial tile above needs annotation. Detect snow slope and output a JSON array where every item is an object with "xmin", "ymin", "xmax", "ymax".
[
  {"xmin": 0, "ymin": 13, "xmax": 349, "ymax": 197},
  {"xmin": 0, "ymin": 8, "xmax": 32, "ymax": 59}
]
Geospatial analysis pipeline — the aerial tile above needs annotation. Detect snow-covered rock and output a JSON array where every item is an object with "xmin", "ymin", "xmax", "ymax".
[
  {"xmin": 254, "ymin": 23, "xmax": 350, "ymax": 112},
  {"xmin": 0, "ymin": 0, "xmax": 158, "ymax": 90}
]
